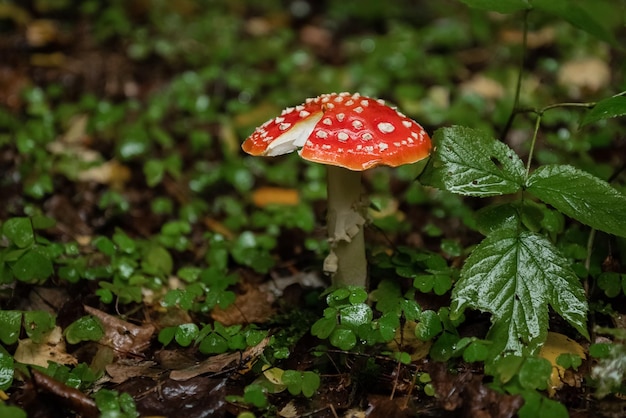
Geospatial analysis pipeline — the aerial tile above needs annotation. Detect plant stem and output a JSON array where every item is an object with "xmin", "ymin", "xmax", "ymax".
[
  {"xmin": 324, "ymin": 165, "xmax": 368, "ymax": 288},
  {"xmin": 525, "ymin": 112, "xmax": 543, "ymax": 179},
  {"xmin": 500, "ymin": 9, "xmax": 529, "ymax": 140}
]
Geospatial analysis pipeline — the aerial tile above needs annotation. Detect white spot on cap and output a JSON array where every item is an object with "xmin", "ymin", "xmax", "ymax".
[
  {"xmin": 407, "ymin": 137, "xmax": 414, "ymax": 144},
  {"xmin": 393, "ymin": 142, "xmax": 401, "ymax": 147},
  {"xmin": 322, "ymin": 144, "xmax": 332, "ymax": 150},
  {"xmin": 279, "ymin": 123, "xmax": 291, "ymax": 131},
  {"xmin": 338, "ymin": 148, "xmax": 344, "ymax": 153},
  {"xmin": 345, "ymin": 100, "xmax": 354, "ymax": 106},
  {"xmin": 275, "ymin": 117, "xmax": 285, "ymax": 123},
  {"xmin": 376, "ymin": 99, "xmax": 385, "ymax": 105},
  {"xmin": 334, "ymin": 96, "xmax": 344, "ymax": 103},
  {"xmin": 336, "ymin": 113, "xmax": 345, "ymax": 122},
  {"xmin": 281, "ymin": 107, "xmax": 294, "ymax": 115},
  {"xmin": 378, "ymin": 143, "xmax": 389, "ymax": 151},
  {"xmin": 295, "ymin": 105, "xmax": 304, "ymax": 111},
  {"xmin": 362, "ymin": 132, "xmax": 373, "ymax": 141},
  {"xmin": 322, "ymin": 96, "xmax": 330, "ymax": 103},
  {"xmin": 365, "ymin": 145, "xmax": 374, "ymax": 152},
  {"xmin": 326, "ymin": 103, "xmax": 335, "ymax": 109},
  {"xmin": 338, "ymin": 132, "xmax": 349, "ymax": 141},
  {"xmin": 354, "ymin": 106, "xmax": 364, "ymax": 113},
  {"xmin": 323, "ymin": 118, "xmax": 332, "ymax": 125},
  {"xmin": 377, "ymin": 122, "xmax": 395, "ymax": 133},
  {"xmin": 316, "ymin": 130, "xmax": 328, "ymax": 139},
  {"xmin": 299, "ymin": 110, "xmax": 310, "ymax": 118},
  {"xmin": 356, "ymin": 144, "xmax": 363, "ymax": 151},
  {"xmin": 402, "ymin": 120, "xmax": 412, "ymax": 128},
  {"xmin": 360, "ymin": 100, "xmax": 369, "ymax": 107},
  {"xmin": 352, "ymin": 120, "xmax": 363, "ymax": 129},
  {"xmin": 411, "ymin": 132, "xmax": 419, "ymax": 138}
]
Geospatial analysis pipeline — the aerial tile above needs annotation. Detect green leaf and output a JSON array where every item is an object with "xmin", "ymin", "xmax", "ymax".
[
  {"xmin": 311, "ymin": 317, "xmax": 336, "ymax": 339},
  {"xmin": 339, "ymin": 304, "xmax": 373, "ymax": 328},
  {"xmin": 0, "ymin": 345, "xmax": 14, "ymax": 390},
  {"xmin": 518, "ymin": 357, "xmax": 552, "ymax": 390},
  {"xmin": 456, "ymin": 0, "xmax": 530, "ymax": 13},
  {"xmin": 420, "ymin": 126, "xmax": 525, "ymax": 197},
  {"xmin": 0, "ymin": 310, "xmax": 22, "ymax": 345},
  {"xmin": 174, "ymin": 323, "xmax": 199, "ymax": 347},
  {"xmin": 243, "ymin": 383, "xmax": 267, "ymax": 408},
  {"xmin": 451, "ymin": 228, "xmax": 588, "ymax": 357},
  {"xmin": 301, "ymin": 371, "xmax": 321, "ymax": 397},
  {"xmin": 330, "ymin": 327, "xmax": 357, "ymax": 350},
  {"xmin": 415, "ymin": 310, "xmax": 443, "ymax": 341},
  {"xmin": 12, "ymin": 248, "xmax": 54, "ymax": 282},
  {"xmin": 144, "ymin": 159, "xmax": 165, "ymax": 187},
  {"xmin": 532, "ymin": 0, "xmax": 617, "ymax": 46},
  {"xmin": 582, "ymin": 96, "xmax": 626, "ymax": 126},
  {"xmin": 23, "ymin": 311, "xmax": 56, "ymax": 343},
  {"xmin": 65, "ymin": 316, "xmax": 104, "ymax": 344},
  {"xmin": 3, "ymin": 217, "xmax": 35, "ymax": 248},
  {"xmin": 526, "ymin": 164, "xmax": 626, "ymax": 237}
]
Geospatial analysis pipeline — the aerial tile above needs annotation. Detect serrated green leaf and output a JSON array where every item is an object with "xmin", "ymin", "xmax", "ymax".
[
  {"xmin": 452, "ymin": 228, "xmax": 588, "ymax": 357},
  {"xmin": 526, "ymin": 164, "xmax": 626, "ymax": 237},
  {"xmin": 533, "ymin": 0, "xmax": 617, "ymax": 46},
  {"xmin": 457, "ymin": 0, "xmax": 530, "ymax": 13},
  {"xmin": 420, "ymin": 127, "xmax": 525, "ymax": 197},
  {"xmin": 582, "ymin": 96, "xmax": 626, "ymax": 126}
]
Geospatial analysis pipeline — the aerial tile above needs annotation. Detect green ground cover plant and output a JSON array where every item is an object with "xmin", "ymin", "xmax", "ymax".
[{"xmin": 1, "ymin": 0, "xmax": 625, "ymax": 416}]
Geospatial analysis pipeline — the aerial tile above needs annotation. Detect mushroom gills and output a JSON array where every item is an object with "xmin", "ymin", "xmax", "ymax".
[{"xmin": 264, "ymin": 112, "xmax": 324, "ymax": 156}]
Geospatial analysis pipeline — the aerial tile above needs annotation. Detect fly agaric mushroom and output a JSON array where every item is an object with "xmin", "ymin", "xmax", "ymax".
[{"xmin": 242, "ymin": 92, "xmax": 431, "ymax": 288}]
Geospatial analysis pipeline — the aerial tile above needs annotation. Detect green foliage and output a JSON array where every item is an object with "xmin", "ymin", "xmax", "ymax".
[
  {"xmin": 95, "ymin": 389, "xmax": 139, "ymax": 418},
  {"xmin": 281, "ymin": 370, "xmax": 321, "ymax": 397},
  {"xmin": 1, "ymin": 216, "xmax": 56, "ymax": 284},
  {"xmin": 159, "ymin": 322, "xmax": 267, "ymax": 355},
  {"xmin": 64, "ymin": 316, "xmax": 105, "ymax": 344},
  {"xmin": 420, "ymin": 124, "xmax": 626, "ymax": 357}
]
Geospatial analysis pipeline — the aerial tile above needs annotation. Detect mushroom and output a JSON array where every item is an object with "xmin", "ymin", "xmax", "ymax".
[{"xmin": 242, "ymin": 92, "xmax": 431, "ymax": 288}]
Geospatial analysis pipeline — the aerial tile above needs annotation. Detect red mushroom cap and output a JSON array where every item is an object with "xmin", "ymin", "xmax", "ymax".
[{"xmin": 242, "ymin": 92, "xmax": 431, "ymax": 171}]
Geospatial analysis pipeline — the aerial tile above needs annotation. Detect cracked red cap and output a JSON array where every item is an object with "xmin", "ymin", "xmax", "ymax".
[{"xmin": 242, "ymin": 92, "xmax": 431, "ymax": 171}]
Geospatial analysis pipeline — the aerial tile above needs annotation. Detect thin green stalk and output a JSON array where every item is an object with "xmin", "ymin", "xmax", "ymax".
[
  {"xmin": 525, "ymin": 112, "xmax": 542, "ymax": 179},
  {"xmin": 500, "ymin": 9, "xmax": 529, "ymax": 140}
]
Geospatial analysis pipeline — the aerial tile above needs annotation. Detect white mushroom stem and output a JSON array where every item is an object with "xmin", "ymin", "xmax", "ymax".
[{"xmin": 323, "ymin": 165, "xmax": 368, "ymax": 287}]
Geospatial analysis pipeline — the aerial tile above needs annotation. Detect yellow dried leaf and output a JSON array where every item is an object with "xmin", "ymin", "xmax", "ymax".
[
  {"xmin": 14, "ymin": 326, "xmax": 77, "ymax": 367},
  {"xmin": 252, "ymin": 187, "xmax": 299, "ymax": 207},
  {"xmin": 538, "ymin": 332, "xmax": 586, "ymax": 396}
]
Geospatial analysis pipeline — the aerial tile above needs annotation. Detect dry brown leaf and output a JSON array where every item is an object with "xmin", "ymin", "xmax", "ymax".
[
  {"xmin": 26, "ymin": 19, "xmax": 59, "ymax": 47},
  {"xmin": 105, "ymin": 360, "xmax": 162, "ymax": 384},
  {"xmin": 558, "ymin": 57, "xmax": 611, "ymax": 98},
  {"xmin": 77, "ymin": 160, "xmax": 131, "ymax": 189},
  {"xmin": 169, "ymin": 337, "xmax": 269, "ymax": 381},
  {"xmin": 211, "ymin": 281, "xmax": 276, "ymax": 325},
  {"xmin": 252, "ymin": 187, "xmax": 300, "ymax": 207},
  {"xmin": 84, "ymin": 306, "xmax": 155, "ymax": 356},
  {"xmin": 14, "ymin": 326, "xmax": 77, "ymax": 367},
  {"xmin": 460, "ymin": 75, "xmax": 506, "ymax": 101},
  {"xmin": 500, "ymin": 26, "xmax": 556, "ymax": 48}
]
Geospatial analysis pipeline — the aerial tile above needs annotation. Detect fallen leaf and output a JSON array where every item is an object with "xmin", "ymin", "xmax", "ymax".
[
  {"xmin": 252, "ymin": 187, "xmax": 299, "ymax": 207},
  {"xmin": 211, "ymin": 282, "xmax": 275, "ymax": 325},
  {"xmin": 558, "ymin": 57, "xmax": 611, "ymax": 98},
  {"xmin": 500, "ymin": 26, "xmax": 556, "ymax": 48},
  {"xmin": 460, "ymin": 75, "xmax": 505, "ymax": 101},
  {"xmin": 84, "ymin": 306, "xmax": 155, "ymax": 356},
  {"xmin": 169, "ymin": 337, "xmax": 269, "ymax": 381},
  {"xmin": 14, "ymin": 326, "xmax": 77, "ymax": 367},
  {"xmin": 538, "ymin": 331, "xmax": 586, "ymax": 396},
  {"xmin": 77, "ymin": 160, "xmax": 132, "ymax": 189},
  {"xmin": 26, "ymin": 19, "xmax": 59, "ymax": 47},
  {"xmin": 105, "ymin": 360, "xmax": 162, "ymax": 384}
]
